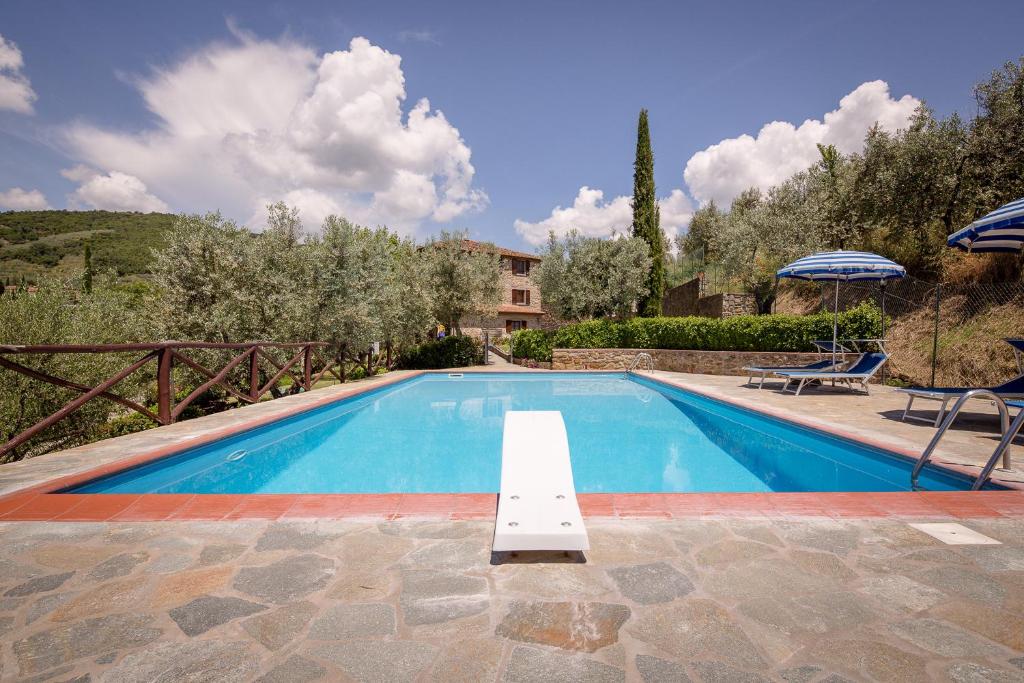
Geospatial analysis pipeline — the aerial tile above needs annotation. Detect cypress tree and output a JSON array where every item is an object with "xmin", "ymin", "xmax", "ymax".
[
  {"xmin": 83, "ymin": 243, "xmax": 94, "ymax": 294},
  {"xmin": 631, "ymin": 108, "xmax": 664, "ymax": 316}
]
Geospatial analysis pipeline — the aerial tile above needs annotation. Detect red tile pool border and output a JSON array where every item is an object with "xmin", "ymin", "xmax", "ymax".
[{"xmin": 1, "ymin": 369, "xmax": 1022, "ymax": 522}]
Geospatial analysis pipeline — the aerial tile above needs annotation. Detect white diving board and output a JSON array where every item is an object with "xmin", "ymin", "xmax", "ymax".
[{"xmin": 492, "ymin": 411, "xmax": 589, "ymax": 552}]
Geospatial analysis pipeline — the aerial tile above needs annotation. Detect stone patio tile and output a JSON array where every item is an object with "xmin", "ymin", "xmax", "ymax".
[
  {"xmin": 233, "ymin": 554, "xmax": 335, "ymax": 603},
  {"xmin": 913, "ymin": 565, "xmax": 1007, "ymax": 607},
  {"xmin": 151, "ymin": 565, "xmax": 234, "ymax": 608},
  {"xmin": 607, "ymin": 562, "xmax": 694, "ymax": 604},
  {"xmin": 586, "ymin": 526, "xmax": 677, "ymax": 563},
  {"xmin": 503, "ymin": 645, "xmax": 624, "ymax": 682},
  {"xmin": 199, "ymin": 543, "xmax": 247, "ymax": 565},
  {"xmin": 945, "ymin": 662, "xmax": 1023, "ymax": 683},
  {"xmin": 629, "ymin": 599, "xmax": 767, "ymax": 670},
  {"xmin": 13, "ymin": 614, "xmax": 162, "ymax": 676},
  {"xmin": 308, "ymin": 602, "xmax": 395, "ymax": 639},
  {"xmin": 494, "ymin": 564, "xmax": 611, "ymax": 600},
  {"xmin": 696, "ymin": 539, "xmax": 777, "ymax": 568},
  {"xmin": 738, "ymin": 589, "xmax": 877, "ymax": 637},
  {"xmin": 256, "ymin": 655, "xmax": 326, "ymax": 683},
  {"xmin": 328, "ymin": 529, "xmax": 416, "ymax": 571},
  {"xmin": 799, "ymin": 638, "xmax": 928, "ymax": 681},
  {"xmin": 168, "ymin": 595, "xmax": 267, "ymax": 636},
  {"xmin": 888, "ymin": 617, "xmax": 1009, "ymax": 659},
  {"xmin": 52, "ymin": 576, "xmax": 147, "ymax": 622},
  {"xmin": 400, "ymin": 569, "xmax": 489, "ymax": 626},
  {"xmin": 429, "ymin": 638, "xmax": 504, "ymax": 681},
  {"xmin": 254, "ymin": 522, "xmax": 340, "ymax": 552},
  {"xmin": 241, "ymin": 601, "xmax": 317, "ymax": 651},
  {"xmin": 635, "ymin": 654, "xmax": 692, "ymax": 682},
  {"xmin": 930, "ymin": 601, "xmax": 1024, "ymax": 651},
  {"xmin": 400, "ymin": 538, "xmax": 490, "ymax": 572},
  {"xmin": 693, "ymin": 661, "xmax": 773, "ymax": 682},
  {"xmin": 496, "ymin": 600, "xmax": 630, "ymax": 653},
  {"xmin": 84, "ymin": 552, "xmax": 147, "ymax": 584},
  {"xmin": 100, "ymin": 640, "xmax": 259, "ymax": 683},
  {"xmin": 308, "ymin": 640, "xmax": 438, "ymax": 683},
  {"xmin": 858, "ymin": 575, "xmax": 946, "ymax": 613},
  {"xmin": 4, "ymin": 571, "xmax": 74, "ymax": 597}
]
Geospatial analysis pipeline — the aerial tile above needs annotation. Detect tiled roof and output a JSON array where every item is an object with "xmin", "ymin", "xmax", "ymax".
[
  {"xmin": 497, "ymin": 305, "xmax": 545, "ymax": 315},
  {"xmin": 460, "ymin": 239, "xmax": 541, "ymax": 261}
]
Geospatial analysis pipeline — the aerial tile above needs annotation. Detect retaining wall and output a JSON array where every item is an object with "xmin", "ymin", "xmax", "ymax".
[{"xmin": 551, "ymin": 348, "xmax": 822, "ymax": 375}]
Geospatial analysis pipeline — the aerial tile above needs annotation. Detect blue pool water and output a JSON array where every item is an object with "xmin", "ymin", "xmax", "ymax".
[{"xmin": 68, "ymin": 373, "xmax": 987, "ymax": 494}]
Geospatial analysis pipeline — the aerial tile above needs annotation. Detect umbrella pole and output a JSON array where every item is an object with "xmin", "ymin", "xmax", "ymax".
[
  {"xmin": 880, "ymin": 281, "xmax": 887, "ymax": 384},
  {"xmin": 832, "ymin": 279, "xmax": 840, "ymax": 366}
]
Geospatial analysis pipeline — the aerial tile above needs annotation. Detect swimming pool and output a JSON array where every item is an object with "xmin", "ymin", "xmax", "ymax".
[{"xmin": 66, "ymin": 372, "xmax": 988, "ymax": 494}]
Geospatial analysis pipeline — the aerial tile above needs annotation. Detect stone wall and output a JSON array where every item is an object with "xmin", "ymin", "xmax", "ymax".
[
  {"xmin": 697, "ymin": 293, "xmax": 758, "ymax": 318},
  {"xmin": 551, "ymin": 347, "xmax": 822, "ymax": 375},
  {"xmin": 662, "ymin": 278, "xmax": 701, "ymax": 316}
]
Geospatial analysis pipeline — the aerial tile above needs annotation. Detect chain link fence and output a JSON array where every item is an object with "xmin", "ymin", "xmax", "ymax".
[{"xmin": 778, "ymin": 276, "xmax": 1024, "ymax": 388}]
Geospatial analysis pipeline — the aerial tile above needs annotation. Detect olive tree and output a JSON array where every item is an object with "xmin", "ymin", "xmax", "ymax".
[
  {"xmin": 535, "ymin": 231, "xmax": 652, "ymax": 321},
  {"xmin": 421, "ymin": 231, "xmax": 500, "ymax": 334}
]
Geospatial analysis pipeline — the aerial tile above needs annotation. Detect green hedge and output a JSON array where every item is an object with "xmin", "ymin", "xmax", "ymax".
[
  {"xmin": 399, "ymin": 335, "xmax": 483, "ymax": 369},
  {"xmin": 511, "ymin": 302, "xmax": 881, "ymax": 361}
]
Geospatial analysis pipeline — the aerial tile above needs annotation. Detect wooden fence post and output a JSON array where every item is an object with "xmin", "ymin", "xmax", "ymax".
[
  {"xmin": 303, "ymin": 345, "xmax": 312, "ymax": 391},
  {"xmin": 249, "ymin": 346, "xmax": 260, "ymax": 400},
  {"xmin": 157, "ymin": 345, "xmax": 174, "ymax": 424}
]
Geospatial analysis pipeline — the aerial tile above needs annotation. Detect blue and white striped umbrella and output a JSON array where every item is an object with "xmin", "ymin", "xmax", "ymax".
[
  {"xmin": 776, "ymin": 250, "xmax": 906, "ymax": 281},
  {"xmin": 777, "ymin": 250, "xmax": 905, "ymax": 362},
  {"xmin": 947, "ymin": 197, "xmax": 1024, "ymax": 252}
]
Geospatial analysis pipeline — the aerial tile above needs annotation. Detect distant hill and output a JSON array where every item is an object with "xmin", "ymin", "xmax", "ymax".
[{"xmin": 0, "ymin": 210, "xmax": 176, "ymax": 283}]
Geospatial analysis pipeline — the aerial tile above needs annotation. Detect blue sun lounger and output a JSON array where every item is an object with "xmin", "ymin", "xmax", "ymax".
[
  {"xmin": 743, "ymin": 359, "xmax": 841, "ymax": 389},
  {"xmin": 775, "ymin": 353, "xmax": 889, "ymax": 396},
  {"xmin": 742, "ymin": 340, "xmax": 852, "ymax": 389},
  {"xmin": 898, "ymin": 374, "xmax": 1024, "ymax": 427}
]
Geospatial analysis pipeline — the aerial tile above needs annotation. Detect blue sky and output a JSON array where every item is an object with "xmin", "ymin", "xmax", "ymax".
[{"xmin": 1, "ymin": 0, "xmax": 1023, "ymax": 251}]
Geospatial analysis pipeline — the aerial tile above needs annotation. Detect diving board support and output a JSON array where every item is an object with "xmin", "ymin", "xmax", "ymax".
[{"xmin": 492, "ymin": 411, "xmax": 589, "ymax": 552}]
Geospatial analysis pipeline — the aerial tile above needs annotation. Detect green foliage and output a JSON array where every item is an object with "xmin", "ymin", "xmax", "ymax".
[
  {"xmin": 535, "ymin": 231, "xmax": 651, "ymax": 321},
  {"xmin": 695, "ymin": 58, "xmax": 1024, "ymax": 292},
  {"xmin": 631, "ymin": 109, "xmax": 664, "ymax": 316},
  {"xmin": 421, "ymin": 231, "xmax": 501, "ymax": 333},
  {"xmin": 509, "ymin": 302, "xmax": 881, "ymax": 359},
  {"xmin": 399, "ymin": 335, "xmax": 483, "ymax": 369},
  {"xmin": 0, "ymin": 210, "xmax": 175, "ymax": 281},
  {"xmin": 509, "ymin": 328, "xmax": 554, "ymax": 362},
  {"xmin": 0, "ymin": 276, "xmax": 156, "ymax": 461}
]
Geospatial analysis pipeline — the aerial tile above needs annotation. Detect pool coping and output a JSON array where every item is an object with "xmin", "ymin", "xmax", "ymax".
[{"xmin": 0, "ymin": 368, "xmax": 1021, "ymax": 522}]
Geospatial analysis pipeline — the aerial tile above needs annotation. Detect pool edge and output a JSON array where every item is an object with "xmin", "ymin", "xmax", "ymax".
[{"xmin": 0, "ymin": 368, "xmax": 1021, "ymax": 522}]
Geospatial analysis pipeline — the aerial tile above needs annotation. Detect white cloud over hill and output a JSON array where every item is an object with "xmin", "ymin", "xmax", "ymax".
[
  {"xmin": 0, "ymin": 187, "xmax": 49, "ymax": 210},
  {"xmin": 0, "ymin": 34, "xmax": 36, "ymax": 114},
  {"xmin": 514, "ymin": 186, "xmax": 694, "ymax": 246},
  {"xmin": 517, "ymin": 80, "xmax": 918, "ymax": 243},
  {"xmin": 64, "ymin": 167, "xmax": 169, "ymax": 212},
  {"xmin": 683, "ymin": 80, "xmax": 919, "ymax": 206},
  {"xmin": 62, "ymin": 31, "xmax": 485, "ymax": 232}
]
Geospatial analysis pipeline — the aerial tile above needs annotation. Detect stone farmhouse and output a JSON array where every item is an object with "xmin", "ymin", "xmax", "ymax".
[{"xmin": 458, "ymin": 240, "xmax": 552, "ymax": 338}]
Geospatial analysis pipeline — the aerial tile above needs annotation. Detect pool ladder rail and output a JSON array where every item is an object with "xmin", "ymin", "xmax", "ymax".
[
  {"xmin": 911, "ymin": 389, "xmax": 1015, "ymax": 491},
  {"xmin": 628, "ymin": 352, "xmax": 655, "ymax": 373}
]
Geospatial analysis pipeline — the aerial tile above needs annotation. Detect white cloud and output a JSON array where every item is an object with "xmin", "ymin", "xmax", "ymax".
[
  {"xmin": 683, "ymin": 80, "xmax": 919, "ymax": 207},
  {"xmin": 62, "ymin": 33, "xmax": 484, "ymax": 233},
  {"xmin": 69, "ymin": 170, "xmax": 170, "ymax": 212},
  {"xmin": 513, "ymin": 185, "xmax": 694, "ymax": 246},
  {"xmin": 0, "ymin": 34, "xmax": 36, "ymax": 114},
  {"xmin": 0, "ymin": 187, "xmax": 49, "ymax": 210}
]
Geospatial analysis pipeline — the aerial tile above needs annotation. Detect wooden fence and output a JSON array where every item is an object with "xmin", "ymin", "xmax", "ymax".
[{"xmin": 0, "ymin": 341, "xmax": 343, "ymax": 460}]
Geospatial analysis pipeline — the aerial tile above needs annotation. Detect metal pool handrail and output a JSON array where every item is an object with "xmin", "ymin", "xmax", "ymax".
[
  {"xmin": 628, "ymin": 353, "xmax": 654, "ymax": 372},
  {"xmin": 911, "ymin": 389, "xmax": 1012, "ymax": 491}
]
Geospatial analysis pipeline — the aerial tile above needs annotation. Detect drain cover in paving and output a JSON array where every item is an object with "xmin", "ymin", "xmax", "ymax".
[{"xmin": 908, "ymin": 523, "xmax": 1001, "ymax": 545}]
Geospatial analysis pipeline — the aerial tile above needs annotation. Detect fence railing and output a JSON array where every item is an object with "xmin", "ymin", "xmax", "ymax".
[
  {"xmin": 0, "ymin": 341, "xmax": 342, "ymax": 461},
  {"xmin": 779, "ymin": 276, "xmax": 1024, "ymax": 388}
]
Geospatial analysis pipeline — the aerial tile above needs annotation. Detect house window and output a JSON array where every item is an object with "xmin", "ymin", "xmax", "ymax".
[
  {"xmin": 506, "ymin": 319, "xmax": 528, "ymax": 333},
  {"xmin": 512, "ymin": 289, "xmax": 531, "ymax": 306},
  {"xmin": 512, "ymin": 258, "xmax": 530, "ymax": 276}
]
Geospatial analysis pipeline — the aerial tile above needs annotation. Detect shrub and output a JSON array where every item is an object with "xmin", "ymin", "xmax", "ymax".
[
  {"xmin": 511, "ymin": 302, "xmax": 882, "ymax": 358},
  {"xmin": 509, "ymin": 329, "xmax": 554, "ymax": 362},
  {"xmin": 399, "ymin": 335, "xmax": 483, "ymax": 369}
]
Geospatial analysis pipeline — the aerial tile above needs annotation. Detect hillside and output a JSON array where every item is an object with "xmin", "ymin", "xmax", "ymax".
[{"xmin": 0, "ymin": 210, "xmax": 176, "ymax": 283}]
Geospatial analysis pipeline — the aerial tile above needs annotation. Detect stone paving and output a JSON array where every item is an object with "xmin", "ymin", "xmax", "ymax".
[{"xmin": 0, "ymin": 517, "xmax": 1023, "ymax": 681}]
